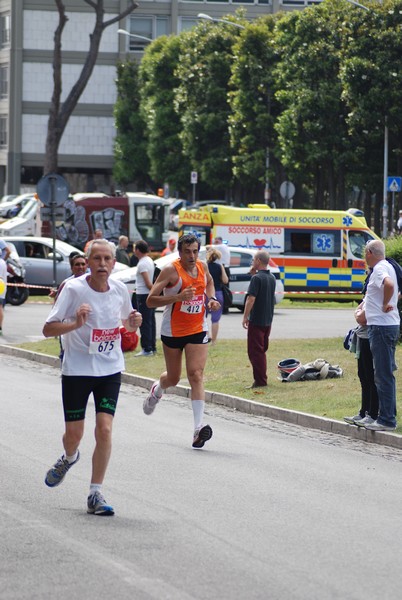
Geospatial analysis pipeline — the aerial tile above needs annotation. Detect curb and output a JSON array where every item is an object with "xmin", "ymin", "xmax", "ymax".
[{"xmin": 1, "ymin": 343, "xmax": 401, "ymax": 451}]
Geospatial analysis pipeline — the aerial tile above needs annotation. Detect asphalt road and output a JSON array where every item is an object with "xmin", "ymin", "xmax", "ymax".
[
  {"xmin": 2, "ymin": 353, "xmax": 402, "ymax": 600},
  {"xmin": 1, "ymin": 301, "xmax": 356, "ymax": 345}
]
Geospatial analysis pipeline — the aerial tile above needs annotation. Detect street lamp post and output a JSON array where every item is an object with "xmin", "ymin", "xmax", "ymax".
[
  {"xmin": 117, "ymin": 28, "xmax": 153, "ymax": 43},
  {"xmin": 197, "ymin": 13, "xmax": 245, "ymax": 30}
]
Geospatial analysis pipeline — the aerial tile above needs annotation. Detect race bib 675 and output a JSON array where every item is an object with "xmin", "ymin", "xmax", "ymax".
[{"xmin": 89, "ymin": 327, "xmax": 120, "ymax": 355}]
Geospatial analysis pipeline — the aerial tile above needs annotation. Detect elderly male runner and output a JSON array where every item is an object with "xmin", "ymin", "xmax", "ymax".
[
  {"xmin": 144, "ymin": 233, "xmax": 221, "ymax": 448},
  {"xmin": 43, "ymin": 239, "xmax": 142, "ymax": 516}
]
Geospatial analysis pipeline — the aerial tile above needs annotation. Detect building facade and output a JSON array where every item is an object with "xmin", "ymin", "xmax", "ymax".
[{"xmin": 0, "ymin": 0, "xmax": 318, "ymax": 195}]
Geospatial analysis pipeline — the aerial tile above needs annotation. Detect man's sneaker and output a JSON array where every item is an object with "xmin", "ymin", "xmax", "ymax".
[
  {"xmin": 45, "ymin": 451, "xmax": 80, "ymax": 487},
  {"xmin": 192, "ymin": 424, "xmax": 213, "ymax": 449},
  {"xmin": 343, "ymin": 414, "xmax": 362, "ymax": 425},
  {"xmin": 87, "ymin": 491, "xmax": 114, "ymax": 516},
  {"xmin": 355, "ymin": 415, "xmax": 375, "ymax": 427},
  {"xmin": 364, "ymin": 420, "xmax": 396, "ymax": 432},
  {"xmin": 135, "ymin": 350, "xmax": 154, "ymax": 357},
  {"xmin": 143, "ymin": 382, "xmax": 161, "ymax": 415}
]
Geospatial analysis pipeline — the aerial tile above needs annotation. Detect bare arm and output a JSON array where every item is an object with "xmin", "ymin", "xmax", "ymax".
[
  {"xmin": 382, "ymin": 277, "xmax": 395, "ymax": 312},
  {"xmin": 204, "ymin": 263, "xmax": 220, "ymax": 312},
  {"xmin": 42, "ymin": 303, "xmax": 91, "ymax": 337},
  {"xmin": 242, "ymin": 295, "xmax": 256, "ymax": 329},
  {"xmin": 122, "ymin": 309, "xmax": 142, "ymax": 332},
  {"xmin": 140, "ymin": 270, "xmax": 153, "ymax": 291},
  {"xmin": 221, "ymin": 264, "xmax": 229, "ymax": 285},
  {"xmin": 146, "ymin": 264, "xmax": 196, "ymax": 308}
]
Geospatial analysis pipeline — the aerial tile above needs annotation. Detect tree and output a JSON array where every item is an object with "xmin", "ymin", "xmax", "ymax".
[
  {"xmin": 274, "ymin": 1, "xmax": 357, "ymax": 209},
  {"xmin": 44, "ymin": 0, "xmax": 137, "ymax": 175},
  {"xmin": 175, "ymin": 19, "xmax": 242, "ymax": 199},
  {"xmin": 340, "ymin": 0, "xmax": 402, "ymax": 228},
  {"xmin": 113, "ymin": 60, "xmax": 150, "ymax": 188},
  {"xmin": 229, "ymin": 16, "xmax": 283, "ymax": 203},
  {"xmin": 139, "ymin": 35, "xmax": 191, "ymax": 195}
]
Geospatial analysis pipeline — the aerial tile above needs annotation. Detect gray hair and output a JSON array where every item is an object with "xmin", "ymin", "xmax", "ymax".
[
  {"xmin": 255, "ymin": 250, "xmax": 270, "ymax": 266},
  {"xmin": 366, "ymin": 239, "xmax": 385, "ymax": 258},
  {"xmin": 86, "ymin": 239, "xmax": 116, "ymax": 259}
]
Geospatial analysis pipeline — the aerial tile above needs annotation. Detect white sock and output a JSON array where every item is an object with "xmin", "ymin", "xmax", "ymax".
[
  {"xmin": 192, "ymin": 400, "xmax": 205, "ymax": 431},
  {"xmin": 154, "ymin": 381, "xmax": 164, "ymax": 398},
  {"xmin": 89, "ymin": 484, "xmax": 102, "ymax": 496},
  {"xmin": 65, "ymin": 451, "xmax": 78, "ymax": 464}
]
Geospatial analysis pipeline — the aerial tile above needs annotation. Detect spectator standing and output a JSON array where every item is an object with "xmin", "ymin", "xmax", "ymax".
[
  {"xmin": 343, "ymin": 305, "xmax": 379, "ymax": 427},
  {"xmin": 42, "ymin": 239, "xmax": 142, "ymax": 516},
  {"xmin": 0, "ymin": 237, "xmax": 11, "ymax": 261},
  {"xmin": 84, "ymin": 228, "xmax": 103, "ymax": 253},
  {"xmin": 0, "ymin": 238, "xmax": 9, "ymax": 335},
  {"xmin": 213, "ymin": 236, "xmax": 230, "ymax": 268},
  {"xmin": 361, "ymin": 240, "xmax": 400, "ymax": 431},
  {"xmin": 242, "ymin": 250, "xmax": 276, "ymax": 389},
  {"xmin": 161, "ymin": 238, "xmax": 177, "ymax": 257},
  {"xmin": 134, "ymin": 240, "xmax": 156, "ymax": 356},
  {"xmin": 397, "ymin": 210, "xmax": 402, "ymax": 234},
  {"xmin": 213, "ymin": 237, "xmax": 231, "ymax": 313},
  {"xmin": 143, "ymin": 233, "xmax": 220, "ymax": 449},
  {"xmin": 0, "ymin": 250, "xmax": 6, "ymax": 335},
  {"xmin": 115, "ymin": 235, "xmax": 130, "ymax": 266},
  {"xmin": 206, "ymin": 247, "xmax": 228, "ymax": 345}
]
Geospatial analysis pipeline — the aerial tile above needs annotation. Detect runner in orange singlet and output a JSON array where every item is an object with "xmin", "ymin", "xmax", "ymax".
[{"xmin": 144, "ymin": 234, "xmax": 221, "ymax": 448}]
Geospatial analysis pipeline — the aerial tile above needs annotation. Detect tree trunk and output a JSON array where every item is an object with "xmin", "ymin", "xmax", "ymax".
[{"xmin": 44, "ymin": 0, "xmax": 138, "ymax": 175}]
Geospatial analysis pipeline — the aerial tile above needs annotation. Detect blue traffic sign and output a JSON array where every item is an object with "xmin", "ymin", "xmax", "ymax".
[{"xmin": 387, "ymin": 176, "xmax": 401, "ymax": 193}]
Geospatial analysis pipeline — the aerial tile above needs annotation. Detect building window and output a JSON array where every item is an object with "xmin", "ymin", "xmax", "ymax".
[
  {"xmin": 181, "ymin": 0, "xmax": 270, "ymax": 3},
  {"xmin": 0, "ymin": 117, "xmax": 7, "ymax": 147},
  {"xmin": 0, "ymin": 13, "xmax": 10, "ymax": 48},
  {"xmin": 0, "ymin": 65, "xmax": 8, "ymax": 98},
  {"xmin": 128, "ymin": 16, "xmax": 169, "ymax": 51},
  {"xmin": 179, "ymin": 17, "xmax": 199, "ymax": 32}
]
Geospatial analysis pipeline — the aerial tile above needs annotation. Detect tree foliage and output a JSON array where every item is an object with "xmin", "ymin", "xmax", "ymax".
[
  {"xmin": 113, "ymin": 61, "xmax": 149, "ymax": 188},
  {"xmin": 139, "ymin": 35, "xmax": 190, "ymax": 195},
  {"xmin": 174, "ymin": 22, "xmax": 241, "ymax": 197}
]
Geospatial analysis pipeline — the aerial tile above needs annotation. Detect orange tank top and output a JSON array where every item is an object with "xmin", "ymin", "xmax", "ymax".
[{"xmin": 163, "ymin": 258, "xmax": 208, "ymax": 338}]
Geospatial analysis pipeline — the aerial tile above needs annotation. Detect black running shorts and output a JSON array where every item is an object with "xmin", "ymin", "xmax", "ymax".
[
  {"xmin": 161, "ymin": 331, "xmax": 209, "ymax": 350},
  {"xmin": 61, "ymin": 372, "xmax": 121, "ymax": 422}
]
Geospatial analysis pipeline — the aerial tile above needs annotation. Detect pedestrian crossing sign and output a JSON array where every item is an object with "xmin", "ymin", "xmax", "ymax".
[{"xmin": 387, "ymin": 176, "xmax": 401, "ymax": 192}]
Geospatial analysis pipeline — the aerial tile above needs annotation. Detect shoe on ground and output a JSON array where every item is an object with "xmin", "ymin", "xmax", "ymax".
[
  {"xmin": 87, "ymin": 490, "xmax": 114, "ymax": 516},
  {"xmin": 45, "ymin": 451, "xmax": 80, "ymax": 487},
  {"xmin": 343, "ymin": 414, "xmax": 362, "ymax": 425},
  {"xmin": 192, "ymin": 424, "xmax": 213, "ymax": 449},
  {"xmin": 135, "ymin": 349, "xmax": 154, "ymax": 357},
  {"xmin": 143, "ymin": 382, "xmax": 161, "ymax": 415},
  {"xmin": 364, "ymin": 420, "xmax": 396, "ymax": 432},
  {"xmin": 245, "ymin": 382, "xmax": 267, "ymax": 389},
  {"xmin": 355, "ymin": 415, "xmax": 375, "ymax": 427}
]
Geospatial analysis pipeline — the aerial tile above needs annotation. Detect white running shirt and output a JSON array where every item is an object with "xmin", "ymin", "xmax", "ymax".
[{"xmin": 46, "ymin": 275, "xmax": 132, "ymax": 376}]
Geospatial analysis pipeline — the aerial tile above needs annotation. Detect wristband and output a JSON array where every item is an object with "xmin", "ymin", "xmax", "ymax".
[{"xmin": 210, "ymin": 296, "xmax": 218, "ymax": 302}]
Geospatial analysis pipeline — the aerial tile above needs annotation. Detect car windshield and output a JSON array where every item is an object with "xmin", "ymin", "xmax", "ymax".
[{"xmin": 17, "ymin": 198, "xmax": 36, "ymax": 218}]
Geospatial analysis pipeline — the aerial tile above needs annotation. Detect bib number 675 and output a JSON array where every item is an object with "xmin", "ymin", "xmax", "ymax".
[{"xmin": 98, "ymin": 340, "xmax": 115, "ymax": 353}]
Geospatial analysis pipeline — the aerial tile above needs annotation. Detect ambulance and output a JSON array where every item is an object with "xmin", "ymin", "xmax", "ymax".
[{"xmin": 178, "ymin": 204, "xmax": 379, "ymax": 300}]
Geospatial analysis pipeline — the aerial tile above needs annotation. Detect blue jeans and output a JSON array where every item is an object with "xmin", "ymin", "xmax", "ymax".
[
  {"xmin": 136, "ymin": 294, "xmax": 156, "ymax": 353},
  {"xmin": 368, "ymin": 325, "xmax": 399, "ymax": 428}
]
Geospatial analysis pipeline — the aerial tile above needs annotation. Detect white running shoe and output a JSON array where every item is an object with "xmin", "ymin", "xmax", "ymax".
[{"xmin": 143, "ymin": 382, "xmax": 161, "ymax": 415}]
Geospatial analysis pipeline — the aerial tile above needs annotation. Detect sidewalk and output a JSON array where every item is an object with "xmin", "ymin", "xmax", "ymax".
[{"xmin": 1, "ymin": 343, "xmax": 401, "ymax": 451}]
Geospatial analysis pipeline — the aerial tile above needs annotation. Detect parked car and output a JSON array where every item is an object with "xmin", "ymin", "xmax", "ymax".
[
  {"xmin": 0, "ymin": 196, "xmax": 39, "ymax": 236},
  {"xmin": 0, "ymin": 193, "xmax": 35, "ymax": 219},
  {"xmin": 0, "ymin": 194, "xmax": 17, "ymax": 205},
  {"xmin": 110, "ymin": 245, "xmax": 285, "ymax": 309},
  {"xmin": 3, "ymin": 236, "xmax": 129, "ymax": 292}
]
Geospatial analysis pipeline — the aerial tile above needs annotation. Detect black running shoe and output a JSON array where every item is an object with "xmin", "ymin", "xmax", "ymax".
[{"xmin": 192, "ymin": 424, "xmax": 213, "ymax": 449}]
